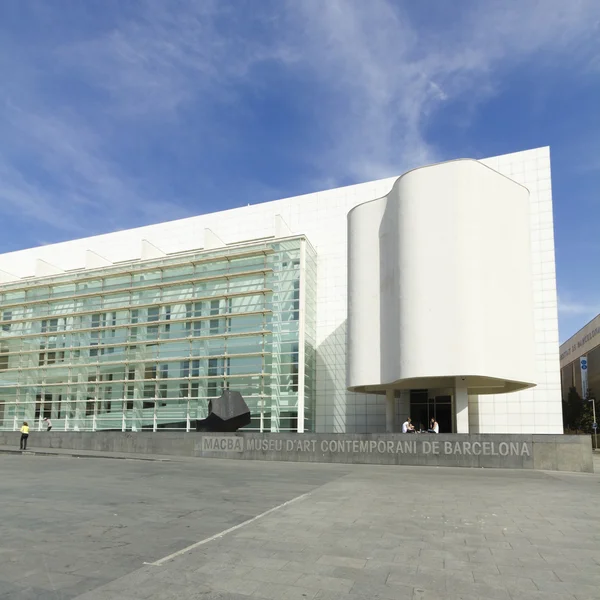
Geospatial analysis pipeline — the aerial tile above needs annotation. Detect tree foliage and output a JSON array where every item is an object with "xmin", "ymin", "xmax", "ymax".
[{"xmin": 562, "ymin": 386, "xmax": 595, "ymax": 432}]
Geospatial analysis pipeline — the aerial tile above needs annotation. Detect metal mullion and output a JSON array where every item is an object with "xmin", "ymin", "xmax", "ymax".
[
  {"xmin": 3, "ymin": 288, "xmax": 274, "ymax": 326},
  {"xmin": 0, "ymin": 246, "xmax": 278, "ymax": 296},
  {"xmin": 297, "ymin": 238, "xmax": 307, "ymax": 433},
  {"xmin": 0, "ymin": 268, "xmax": 274, "ymax": 310},
  {"xmin": 7, "ymin": 371, "xmax": 268, "ymax": 389},
  {"xmin": 136, "ymin": 394, "xmax": 267, "ymax": 402},
  {"xmin": 0, "ymin": 328, "xmax": 273, "ymax": 361},
  {"xmin": 1, "ymin": 346, "xmax": 268, "ymax": 372},
  {"xmin": 5, "ymin": 308, "xmax": 273, "ymax": 342}
]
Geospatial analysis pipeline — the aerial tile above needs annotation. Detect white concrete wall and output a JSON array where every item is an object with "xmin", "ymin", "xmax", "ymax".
[
  {"xmin": 475, "ymin": 148, "xmax": 561, "ymax": 433},
  {"xmin": 0, "ymin": 147, "xmax": 562, "ymax": 433},
  {"xmin": 347, "ymin": 160, "xmax": 536, "ymax": 396}
]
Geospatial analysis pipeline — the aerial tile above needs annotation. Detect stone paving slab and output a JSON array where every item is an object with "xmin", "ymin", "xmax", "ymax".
[
  {"xmin": 2, "ymin": 453, "xmax": 600, "ymax": 599},
  {"xmin": 0, "ymin": 444, "xmax": 179, "ymax": 462},
  {"xmin": 0, "ymin": 454, "xmax": 351, "ymax": 599},
  {"xmin": 74, "ymin": 464, "xmax": 600, "ymax": 600}
]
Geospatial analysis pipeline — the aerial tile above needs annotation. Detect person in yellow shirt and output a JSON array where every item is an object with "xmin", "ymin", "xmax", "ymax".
[{"xmin": 19, "ymin": 421, "xmax": 29, "ymax": 451}]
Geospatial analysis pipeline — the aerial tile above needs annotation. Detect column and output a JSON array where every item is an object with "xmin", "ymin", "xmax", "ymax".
[
  {"xmin": 296, "ymin": 239, "xmax": 306, "ymax": 433},
  {"xmin": 385, "ymin": 389, "xmax": 396, "ymax": 433},
  {"xmin": 132, "ymin": 363, "xmax": 144, "ymax": 432},
  {"xmin": 74, "ymin": 373, "xmax": 85, "ymax": 431},
  {"xmin": 455, "ymin": 377, "xmax": 469, "ymax": 433},
  {"xmin": 23, "ymin": 385, "xmax": 36, "ymax": 428},
  {"xmin": 397, "ymin": 390, "xmax": 410, "ymax": 426}
]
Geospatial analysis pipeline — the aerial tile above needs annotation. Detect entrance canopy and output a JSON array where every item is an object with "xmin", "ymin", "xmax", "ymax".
[{"xmin": 356, "ymin": 374, "xmax": 535, "ymax": 396}]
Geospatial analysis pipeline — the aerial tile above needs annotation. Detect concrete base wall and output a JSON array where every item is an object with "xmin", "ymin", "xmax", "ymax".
[{"xmin": 0, "ymin": 432, "xmax": 592, "ymax": 473}]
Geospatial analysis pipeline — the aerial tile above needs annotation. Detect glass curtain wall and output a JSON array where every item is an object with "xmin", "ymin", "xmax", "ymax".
[
  {"xmin": 302, "ymin": 241, "xmax": 317, "ymax": 432},
  {"xmin": 0, "ymin": 237, "xmax": 315, "ymax": 432}
]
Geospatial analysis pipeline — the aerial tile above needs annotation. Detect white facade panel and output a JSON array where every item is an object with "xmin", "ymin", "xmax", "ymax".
[
  {"xmin": 0, "ymin": 147, "xmax": 562, "ymax": 433},
  {"xmin": 348, "ymin": 160, "xmax": 536, "ymax": 395}
]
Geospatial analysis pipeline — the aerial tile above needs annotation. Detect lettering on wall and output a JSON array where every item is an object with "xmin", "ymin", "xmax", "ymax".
[
  {"xmin": 202, "ymin": 436, "xmax": 531, "ymax": 457},
  {"xmin": 202, "ymin": 436, "xmax": 244, "ymax": 452},
  {"xmin": 560, "ymin": 325, "xmax": 600, "ymax": 362}
]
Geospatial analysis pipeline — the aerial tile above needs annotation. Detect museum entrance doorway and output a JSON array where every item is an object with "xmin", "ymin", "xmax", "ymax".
[{"xmin": 410, "ymin": 390, "xmax": 452, "ymax": 433}]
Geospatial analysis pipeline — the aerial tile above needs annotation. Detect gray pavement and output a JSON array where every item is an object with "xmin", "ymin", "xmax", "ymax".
[
  {"xmin": 1, "ymin": 453, "xmax": 600, "ymax": 600},
  {"xmin": 0, "ymin": 444, "xmax": 185, "ymax": 461}
]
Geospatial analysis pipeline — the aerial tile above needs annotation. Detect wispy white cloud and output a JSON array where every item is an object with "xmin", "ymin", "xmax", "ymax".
[
  {"xmin": 57, "ymin": 1, "xmax": 300, "ymax": 117},
  {"xmin": 0, "ymin": 103, "xmax": 191, "ymax": 234},
  {"xmin": 276, "ymin": 0, "xmax": 600, "ymax": 181},
  {"xmin": 559, "ymin": 297, "xmax": 599, "ymax": 316},
  {"xmin": 558, "ymin": 298, "xmax": 599, "ymax": 343},
  {"xmin": 0, "ymin": 0, "xmax": 599, "ymax": 242},
  {"xmin": 61, "ymin": 0, "xmax": 600, "ymax": 183},
  {"xmin": 557, "ymin": 292, "xmax": 600, "ymax": 342}
]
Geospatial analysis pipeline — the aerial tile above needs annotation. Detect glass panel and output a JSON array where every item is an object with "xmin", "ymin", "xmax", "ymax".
[{"xmin": 0, "ymin": 238, "xmax": 311, "ymax": 433}]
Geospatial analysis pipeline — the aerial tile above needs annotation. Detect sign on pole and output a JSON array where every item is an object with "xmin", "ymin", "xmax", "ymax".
[{"xmin": 580, "ymin": 356, "xmax": 589, "ymax": 400}]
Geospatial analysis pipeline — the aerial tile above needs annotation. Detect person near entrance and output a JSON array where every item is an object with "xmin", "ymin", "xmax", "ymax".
[
  {"xmin": 43, "ymin": 417, "xmax": 52, "ymax": 431},
  {"xmin": 19, "ymin": 422, "xmax": 29, "ymax": 450},
  {"xmin": 428, "ymin": 418, "xmax": 439, "ymax": 434},
  {"xmin": 402, "ymin": 417, "xmax": 415, "ymax": 433}
]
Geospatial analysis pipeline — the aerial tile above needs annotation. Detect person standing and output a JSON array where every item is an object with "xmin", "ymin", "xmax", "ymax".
[
  {"xmin": 43, "ymin": 417, "xmax": 52, "ymax": 431},
  {"xmin": 19, "ymin": 422, "xmax": 29, "ymax": 450}
]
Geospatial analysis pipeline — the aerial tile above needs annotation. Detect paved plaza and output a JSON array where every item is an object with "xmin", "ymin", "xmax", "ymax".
[{"xmin": 1, "ymin": 451, "xmax": 599, "ymax": 600}]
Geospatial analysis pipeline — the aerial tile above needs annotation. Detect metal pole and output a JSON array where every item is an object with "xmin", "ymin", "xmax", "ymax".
[{"xmin": 593, "ymin": 399, "xmax": 598, "ymax": 451}]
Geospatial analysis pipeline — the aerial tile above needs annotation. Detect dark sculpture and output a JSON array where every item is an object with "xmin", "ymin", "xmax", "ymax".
[{"xmin": 195, "ymin": 390, "xmax": 251, "ymax": 432}]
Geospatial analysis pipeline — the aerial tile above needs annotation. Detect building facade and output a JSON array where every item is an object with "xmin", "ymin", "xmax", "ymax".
[
  {"xmin": 0, "ymin": 238, "xmax": 317, "ymax": 433},
  {"xmin": 0, "ymin": 147, "xmax": 562, "ymax": 434},
  {"xmin": 560, "ymin": 313, "xmax": 600, "ymax": 402},
  {"xmin": 347, "ymin": 160, "xmax": 538, "ymax": 434}
]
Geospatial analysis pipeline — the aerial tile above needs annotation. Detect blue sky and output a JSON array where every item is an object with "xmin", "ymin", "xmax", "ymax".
[{"xmin": 0, "ymin": 0, "xmax": 599, "ymax": 341}]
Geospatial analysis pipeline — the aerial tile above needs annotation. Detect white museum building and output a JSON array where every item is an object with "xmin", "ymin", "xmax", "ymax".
[{"xmin": 0, "ymin": 147, "xmax": 562, "ymax": 435}]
